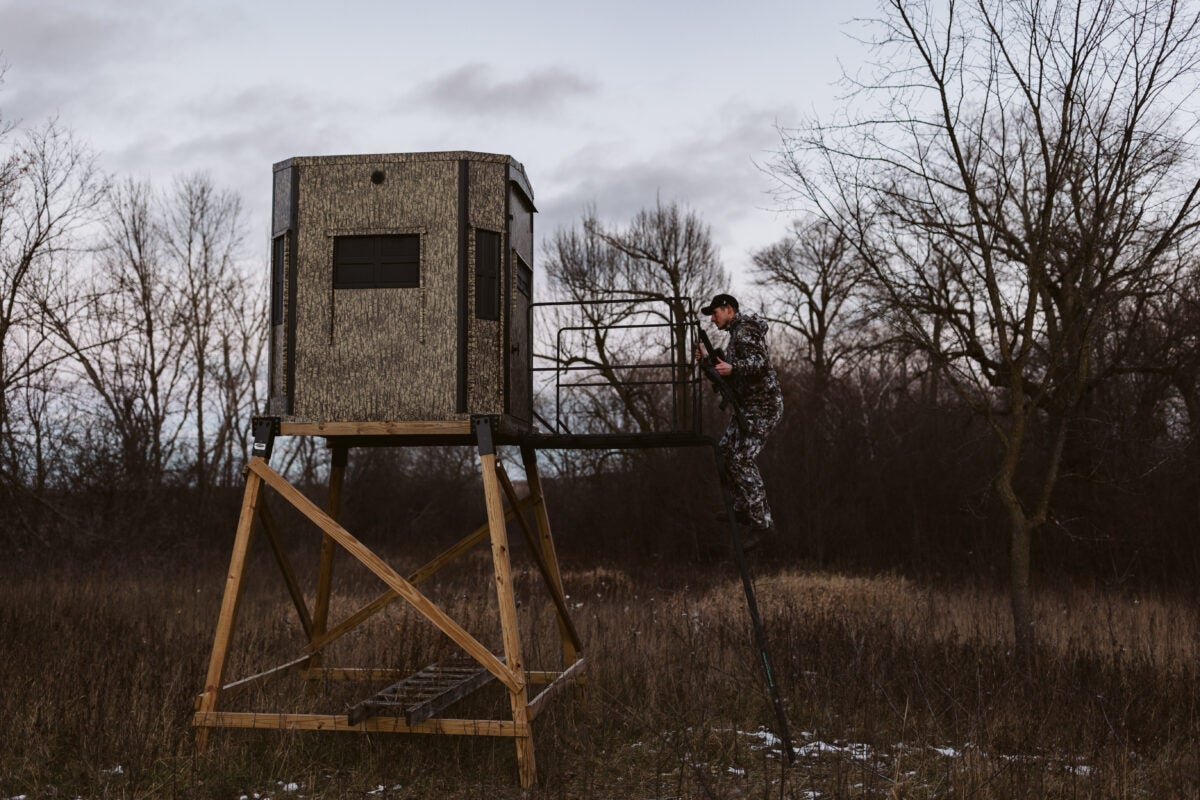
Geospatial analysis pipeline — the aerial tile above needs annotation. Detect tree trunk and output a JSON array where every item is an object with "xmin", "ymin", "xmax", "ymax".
[
  {"xmin": 1008, "ymin": 511, "xmax": 1035, "ymax": 670},
  {"xmin": 996, "ymin": 456, "xmax": 1035, "ymax": 668}
]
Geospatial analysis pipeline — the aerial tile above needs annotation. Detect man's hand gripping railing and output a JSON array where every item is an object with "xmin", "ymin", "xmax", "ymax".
[{"xmin": 694, "ymin": 324, "xmax": 749, "ymax": 436}]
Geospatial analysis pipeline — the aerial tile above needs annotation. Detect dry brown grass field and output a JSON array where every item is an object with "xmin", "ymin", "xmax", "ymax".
[{"xmin": 1, "ymin": 543, "xmax": 1198, "ymax": 799}]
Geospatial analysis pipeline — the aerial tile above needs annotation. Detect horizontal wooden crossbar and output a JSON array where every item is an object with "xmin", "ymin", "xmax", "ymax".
[
  {"xmin": 193, "ymin": 711, "xmax": 527, "ymax": 737},
  {"xmin": 214, "ymin": 665, "xmax": 574, "ymax": 687},
  {"xmin": 280, "ymin": 421, "xmax": 473, "ymax": 437}
]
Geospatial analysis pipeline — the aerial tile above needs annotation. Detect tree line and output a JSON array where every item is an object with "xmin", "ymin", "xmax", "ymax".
[
  {"xmin": 539, "ymin": 0, "xmax": 1200, "ymax": 664},
  {"xmin": 4, "ymin": 1, "xmax": 1200, "ymax": 663},
  {"xmin": 0, "ymin": 104, "xmax": 276, "ymax": 547}
]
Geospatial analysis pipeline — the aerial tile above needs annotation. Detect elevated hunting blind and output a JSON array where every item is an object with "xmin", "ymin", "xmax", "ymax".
[
  {"xmin": 268, "ymin": 151, "xmax": 535, "ymax": 432},
  {"xmin": 194, "ymin": 152, "xmax": 794, "ymax": 790}
]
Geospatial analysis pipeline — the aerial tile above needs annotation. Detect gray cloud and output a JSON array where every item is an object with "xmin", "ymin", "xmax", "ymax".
[
  {"xmin": 0, "ymin": 0, "xmax": 243, "ymax": 126},
  {"xmin": 405, "ymin": 63, "xmax": 599, "ymax": 117},
  {"xmin": 0, "ymin": 2, "xmax": 130, "ymax": 73},
  {"xmin": 535, "ymin": 102, "xmax": 795, "ymax": 270},
  {"xmin": 117, "ymin": 86, "xmax": 354, "ymax": 213}
]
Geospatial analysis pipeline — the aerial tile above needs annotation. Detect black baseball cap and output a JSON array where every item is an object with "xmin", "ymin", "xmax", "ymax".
[{"xmin": 701, "ymin": 293, "xmax": 739, "ymax": 315}]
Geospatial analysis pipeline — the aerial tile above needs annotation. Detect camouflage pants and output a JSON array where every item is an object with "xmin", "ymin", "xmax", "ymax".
[{"xmin": 718, "ymin": 401, "xmax": 784, "ymax": 529}]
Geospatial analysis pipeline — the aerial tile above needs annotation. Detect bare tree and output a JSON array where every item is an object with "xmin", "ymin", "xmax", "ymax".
[
  {"xmin": 774, "ymin": 0, "xmax": 1200, "ymax": 662},
  {"xmin": 0, "ymin": 121, "xmax": 104, "ymax": 491},
  {"xmin": 750, "ymin": 217, "xmax": 872, "ymax": 409},
  {"xmin": 208, "ymin": 267, "xmax": 266, "ymax": 488},
  {"xmin": 161, "ymin": 174, "xmax": 246, "ymax": 493},
  {"xmin": 43, "ymin": 175, "xmax": 258, "ymax": 493},
  {"xmin": 42, "ymin": 178, "xmax": 193, "ymax": 489},
  {"xmin": 540, "ymin": 201, "xmax": 729, "ymax": 434}
]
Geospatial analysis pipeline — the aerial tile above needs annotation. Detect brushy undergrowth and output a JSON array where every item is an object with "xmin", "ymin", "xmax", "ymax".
[{"xmin": 1, "ymin": 539, "xmax": 1197, "ymax": 799}]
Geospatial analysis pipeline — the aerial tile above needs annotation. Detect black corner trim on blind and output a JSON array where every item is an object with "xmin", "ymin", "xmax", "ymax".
[
  {"xmin": 271, "ymin": 235, "xmax": 286, "ymax": 325},
  {"xmin": 457, "ymin": 160, "xmax": 469, "ymax": 413}
]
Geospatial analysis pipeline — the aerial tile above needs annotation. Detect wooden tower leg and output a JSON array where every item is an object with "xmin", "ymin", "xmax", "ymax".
[
  {"xmin": 195, "ymin": 462, "xmax": 264, "ymax": 750},
  {"xmin": 309, "ymin": 444, "xmax": 348, "ymax": 673},
  {"xmin": 477, "ymin": 423, "xmax": 536, "ymax": 788},
  {"xmin": 521, "ymin": 445, "xmax": 577, "ymax": 665}
]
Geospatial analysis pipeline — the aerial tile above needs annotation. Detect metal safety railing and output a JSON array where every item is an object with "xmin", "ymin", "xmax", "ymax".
[{"xmin": 530, "ymin": 294, "xmax": 711, "ymax": 436}]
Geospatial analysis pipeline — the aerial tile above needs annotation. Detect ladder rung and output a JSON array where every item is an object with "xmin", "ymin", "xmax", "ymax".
[{"xmin": 347, "ymin": 659, "xmax": 502, "ymax": 726}]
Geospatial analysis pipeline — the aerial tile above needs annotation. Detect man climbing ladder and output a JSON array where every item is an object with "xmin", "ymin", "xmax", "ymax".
[{"xmin": 697, "ymin": 293, "xmax": 785, "ymax": 545}]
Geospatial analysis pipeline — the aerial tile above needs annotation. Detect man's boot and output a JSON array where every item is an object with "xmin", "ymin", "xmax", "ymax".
[{"xmin": 740, "ymin": 521, "xmax": 773, "ymax": 552}]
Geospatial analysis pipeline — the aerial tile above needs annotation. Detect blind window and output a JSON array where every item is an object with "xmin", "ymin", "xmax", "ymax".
[
  {"xmin": 271, "ymin": 234, "xmax": 286, "ymax": 324},
  {"xmin": 333, "ymin": 234, "xmax": 420, "ymax": 289},
  {"xmin": 475, "ymin": 229, "xmax": 500, "ymax": 319}
]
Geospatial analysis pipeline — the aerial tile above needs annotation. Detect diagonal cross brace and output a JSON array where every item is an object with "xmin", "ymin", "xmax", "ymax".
[{"xmin": 247, "ymin": 457, "xmax": 522, "ymax": 693}]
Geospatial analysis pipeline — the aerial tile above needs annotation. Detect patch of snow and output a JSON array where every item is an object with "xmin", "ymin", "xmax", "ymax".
[
  {"xmin": 104, "ymin": 766, "xmax": 124, "ymax": 775},
  {"xmin": 797, "ymin": 741, "xmax": 842, "ymax": 757},
  {"xmin": 727, "ymin": 767, "xmax": 746, "ymax": 776},
  {"xmin": 737, "ymin": 728, "xmax": 781, "ymax": 748},
  {"xmin": 1067, "ymin": 764, "xmax": 1092, "ymax": 776},
  {"xmin": 1000, "ymin": 753, "xmax": 1039, "ymax": 763},
  {"xmin": 281, "ymin": 782, "xmax": 300, "ymax": 792},
  {"xmin": 367, "ymin": 786, "xmax": 386, "ymax": 795},
  {"xmin": 930, "ymin": 745, "xmax": 961, "ymax": 758},
  {"xmin": 844, "ymin": 743, "xmax": 874, "ymax": 760}
]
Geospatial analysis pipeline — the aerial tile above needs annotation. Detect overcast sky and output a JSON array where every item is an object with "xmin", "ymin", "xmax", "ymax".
[{"xmin": 0, "ymin": 0, "xmax": 878, "ymax": 289}]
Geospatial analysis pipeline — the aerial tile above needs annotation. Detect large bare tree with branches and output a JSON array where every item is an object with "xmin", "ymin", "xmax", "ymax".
[
  {"xmin": 540, "ymin": 201, "xmax": 728, "ymax": 434},
  {"xmin": 751, "ymin": 217, "xmax": 872, "ymax": 410},
  {"xmin": 0, "ymin": 120, "xmax": 104, "ymax": 496},
  {"xmin": 774, "ymin": 0, "xmax": 1200, "ymax": 662},
  {"xmin": 43, "ymin": 174, "xmax": 257, "ymax": 493}
]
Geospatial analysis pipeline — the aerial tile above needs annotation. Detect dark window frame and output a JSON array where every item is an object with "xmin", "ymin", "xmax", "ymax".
[
  {"xmin": 271, "ymin": 234, "xmax": 286, "ymax": 324},
  {"xmin": 475, "ymin": 228, "xmax": 501, "ymax": 320},
  {"xmin": 516, "ymin": 253, "xmax": 533, "ymax": 298},
  {"xmin": 332, "ymin": 233, "xmax": 421, "ymax": 290}
]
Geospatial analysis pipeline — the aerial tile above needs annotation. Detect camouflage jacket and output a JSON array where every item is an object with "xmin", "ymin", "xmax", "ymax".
[{"xmin": 722, "ymin": 312, "xmax": 783, "ymax": 410}]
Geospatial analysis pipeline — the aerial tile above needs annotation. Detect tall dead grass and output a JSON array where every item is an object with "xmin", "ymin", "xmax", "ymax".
[{"xmin": 1, "ymin": 552, "xmax": 1196, "ymax": 798}]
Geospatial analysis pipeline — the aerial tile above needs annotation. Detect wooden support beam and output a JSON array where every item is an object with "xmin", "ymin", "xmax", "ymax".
[
  {"xmin": 248, "ymin": 458, "xmax": 521, "ymax": 693},
  {"xmin": 195, "ymin": 465, "xmax": 264, "ymax": 750},
  {"xmin": 478, "ymin": 438, "xmax": 536, "ymax": 788},
  {"xmin": 495, "ymin": 465, "xmax": 583, "ymax": 654},
  {"xmin": 195, "ymin": 440, "xmax": 579, "ymax": 793},
  {"xmin": 303, "ymin": 666, "xmax": 571, "ymax": 686},
  {"xmin": 309, "ymin": 445, "xmax": 347, "ymax": 672},
  {"xmin": 521, "ymin": 446, "xmax": 578, "ymax": 665},
  {"xmin": 193, "ymin": 711, "xmax": 526, "ymax": 737},
  {"xmin": 256, "ymin": 499, "xmax": 314, "ymax": 639}
]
